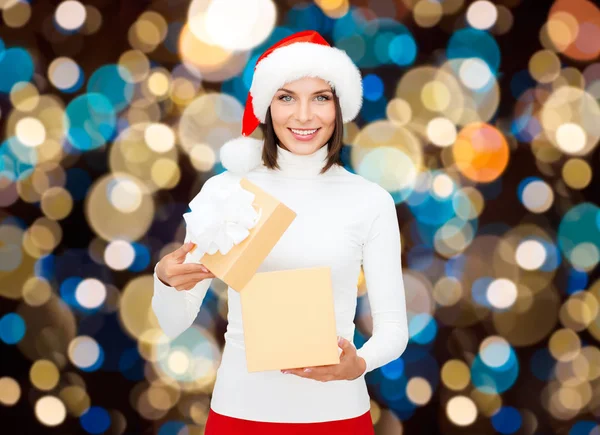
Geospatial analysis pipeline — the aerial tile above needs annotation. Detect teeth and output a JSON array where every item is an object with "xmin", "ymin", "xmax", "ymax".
[{"xmin": 291, "ymin": 128, "xmax": 318, "ymax": 136}]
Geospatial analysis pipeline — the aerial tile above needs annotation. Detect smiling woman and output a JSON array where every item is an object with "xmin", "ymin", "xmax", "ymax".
[{"xmin": 261, "ymin": 76, "xmax": 345, "ymax": 174}]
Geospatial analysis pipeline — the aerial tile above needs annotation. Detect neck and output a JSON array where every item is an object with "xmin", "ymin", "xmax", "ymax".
[{"xmin": 275, "ymin": 143, "xmax": 331, "ymax": 178}]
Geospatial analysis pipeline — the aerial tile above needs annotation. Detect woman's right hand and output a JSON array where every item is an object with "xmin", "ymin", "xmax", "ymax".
[{"xmin": 156, "ymin": 241, "xmax": 216, "ymax": 291}]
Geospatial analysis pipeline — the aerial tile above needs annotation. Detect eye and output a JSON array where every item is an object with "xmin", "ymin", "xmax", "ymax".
[
  {"xmin": 278, "ymin": 94, "xmax": 293, "ymax": 102},
  {"xmin": 315, "ymin": 94, "xmax": 331, "ymax": 102}
]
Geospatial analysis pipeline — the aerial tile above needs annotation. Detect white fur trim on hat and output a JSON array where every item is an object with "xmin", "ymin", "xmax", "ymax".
[
  {"xmin": 219, "ymin": 136, "xmax": 264, "ymax": 175},
  {"xmin": 249, "ymin": 42, "xmax": 363, "ymax": 124}
]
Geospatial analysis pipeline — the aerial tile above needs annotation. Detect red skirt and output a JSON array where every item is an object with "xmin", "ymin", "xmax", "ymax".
[{"xmin": 205, "ymin": 408, "xmax": 375, "ymax": 435}]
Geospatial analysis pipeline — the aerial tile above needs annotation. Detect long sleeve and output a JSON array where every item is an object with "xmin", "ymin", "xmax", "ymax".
[
  {"xmin": 356, "ymin": 191, "xmax": 409, "ymax": 374},
  {"xmin": 151, "ymin": 236, "xmax": 214, "ymax": 340},
  {"xmin": 151, "ymin": 176, "xmax": 222, "ymax": 340}
]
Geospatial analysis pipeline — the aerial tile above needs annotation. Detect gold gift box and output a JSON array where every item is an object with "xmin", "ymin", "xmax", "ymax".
[
  {"xmin": 241, "ymin": 267, "xmax": 340, "ymax": 372},
  {"xmin": 195, "ymin": 178, "xmax": 297, "ymax": 292}
]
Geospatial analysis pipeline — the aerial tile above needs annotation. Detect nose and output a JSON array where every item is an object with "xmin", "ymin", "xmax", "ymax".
[{"xmin": 294, "ymin": 99, "xmax": 313, "ymax": 123}]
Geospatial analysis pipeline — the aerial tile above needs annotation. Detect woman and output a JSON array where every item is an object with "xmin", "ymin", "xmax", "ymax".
[{"xmin": 152, "ymin": 31, "xmax": 409, "ymax": 434}]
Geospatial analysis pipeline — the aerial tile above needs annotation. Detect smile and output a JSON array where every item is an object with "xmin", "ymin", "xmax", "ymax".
[{"xmin": 289, "ymin": 128, "xmax": 320, "ymax": 136}]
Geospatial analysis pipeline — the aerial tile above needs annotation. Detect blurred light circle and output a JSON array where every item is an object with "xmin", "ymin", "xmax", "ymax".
[
  {"xmin": 65, "ymin": 93, "xmax": 116, "ymax": 151},
  {"xmin": 87, "ymin": 65, "xmax": 134, "ymax": 112},
  {"xmin": 363, "ymin": 74, "xmax": 384, "ymax": 101},
  {"xmin": 447, "ymin": 28, "xmax": 501, "ymax": 73},
  {"xmin": 15, "ymin": 117, "xmax": 46, "ymax": 147},
  {"xmin": 75, "ymin": 278, "xmax": 106, "ymax": 309},
  {"xmin": 80, "ymin": 406, "xmax": 111, "ymax": 434},
  {"xmin": 144, "ymin": 123, "xmax": 175, "ymax": 153},
  {"xmin": 549, "ymin": 328, "xmax": 581, "ymax": 362},
  {"xmin": 179, "ymin": 93, "xmax": 245, "ymax": 157},
  {"xmin": 357, "ymin": 146, "xmax": 418, "ymax": 193},
  {"xmin": 519, "ymin": 178, "xmax": 553, "ymax": 213},
  {"xmin": 421, "ymin": 80, "xmax": 451, "ymax": 112},
  {"xmin": 22, "ymin": 276, "xmax": 53, "ymax": 307},
  {"xmin": 541, "ymin": 87, "xmax": 600, "ymax": 156},
  {"xmin": 58, "ymin": 385, "xmax": 90, "ymax": 417},
  {"xmin": 459, "ymin": 58, "xmax": 493, "ymax": 90},
  {"xmin": 147, "ymin": 71, "xmax": 171, "ymax": 98},
  {"xmin": 406, "ymin": 377, "xmax": 432, "ymax": 405},
  {"xmin": 471, "ymin": 348, "xmax": 519, "ymax": 394},
  {"xmin": 30, "ymin": 360, "xmax": 60, "ymax": 391},
  {"xmin": 446, "ymin": 396, "xmax": 477, "ymax": 426},
  {"xmin": 167, "ymin": 349, "xmax": 191, "ymax": 375},
  {"xmin": 387, "ymin": 98, "xmax": 412, "ymax": 126},
  {"xmin": 104, "ymin": 240, "xmax": 135, "ymax": 271},
  {"xmin": 0, "ymin": 377, "xmax": 20, "ymax": 406},
  {"xmin": 555, "ymin": 123, "xmax": 586, "ymax": 153},
  {"xmin": 427, "ymin": 117, "xmax": 456, "ymax": 147},
  {"xmin": 562, "ymin": 158, "xmax": 592, "ymax": 190},
  {"xmin": 87, "ymin": 173, "xmax": 154, "ymax": 245},
  {"xmin": 35, "ymin": 395, "xmax": 67, "ymax": 427},
  {"xmin": 516, "ymin": 239, "xmax": 547, "ymax": 270},
  {"xmin": 528, "ymin": 50, "xmax": 561, "ymax": 84},
  {"xmin": 547, "ymin": 1, "xmax": 600, "ymax": 61},
  {"xmin": 119, "ymin": 276, "xmax": 161, "ymax": 340},
  {"xmin": 413, "ymin": 0, "xmax": 442, "ymax": 28},
  {"xmin": 151, "ymin": 158, "xmax": 180, "ymax": 189},
  {"xmin": 557, "ymin": 203, "xmax": 600, "ymax": 272},
  {"xmin": 3, "ymin": 2, "xmax": 31, "ymax": 29},
  {"xmin": 48, "ymin": 57, "xmax": 83, "ymax": 92},
  {"xmin": 118, "ymin": 50, "xmax": 150, "ymax": 84},
  {"xmin": 0, "ymin": 48, "xmax": 34, "ymax": 93},
  {"xmin": 467, "ymin": 1, "xmax": 498, "ymax": 30},
  {"xmin": 487, "ymin": 278, "xmax": 517, "ymax": 309},
  {"xmin": 0, "ymin": 312, "xmax": 26, "ymax": 344},
  {"xmin": 389, "ymin": 33, "xmax": 417, "ymax": 66},
  {"xmin": 41, "ymin": 186, "xmax": 73, "ymax": 220},
  {"xmin": 491, "ymin": 406, "xmax": 522, "ymax": 434},
  {"xmin": 128, "ymin": 11, "xmax": 168, "ymax": 53},
  {"xmin": 198, "ymin": 0, "xmax": 276, "ymax": 51},
  {"xmin": 431, "ymin": 173, "xmax": 455, "ymax": 199},
  {"xmin": 68, "ymin": 336, "xmax": 102, "ymax": 370},
  {"xmin": 452, "ymin": 123, "xmax": 509, "ymax": 183},
  {"xmin": 441, "ymin": 360, "xmax": 470, "ymax": 391},
  {"xmin": 55, "ymin": 1, "xmax": 86, "ymax": 31},
  {"xmin": 107, "ymin": 177, "xmax": 142, "ymax": 214},
  {"xmin": 190, "ymin": 143, "xmax": 217, "ymax": 172},
  {"xmin": 480, "ymin": 336, "xmax": 511, "ymax": 368},
  {"xmin": 178, "ymin": 23, "xmax": 249, "ymax": 82}
]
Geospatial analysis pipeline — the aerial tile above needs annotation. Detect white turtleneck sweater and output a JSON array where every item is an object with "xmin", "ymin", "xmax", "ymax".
[{"xmin": 151, "ymin": 142, "xmax": 409, "ymax": 423}]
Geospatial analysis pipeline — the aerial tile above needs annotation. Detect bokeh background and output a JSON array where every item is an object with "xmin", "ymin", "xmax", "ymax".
[{"xmin": 1, "ymin": 0, "xmax": 599, "ymax": 433}]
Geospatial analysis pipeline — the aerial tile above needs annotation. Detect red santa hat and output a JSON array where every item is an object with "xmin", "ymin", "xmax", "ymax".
[{"xmin": 220, "ymin": 30, "xmax": 363, "ymax": 175}]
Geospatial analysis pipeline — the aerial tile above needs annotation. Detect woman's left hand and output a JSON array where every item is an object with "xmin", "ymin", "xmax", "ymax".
[{"xmin": 281, "ymin": 337, "xmax": 367, "ymax": 382}]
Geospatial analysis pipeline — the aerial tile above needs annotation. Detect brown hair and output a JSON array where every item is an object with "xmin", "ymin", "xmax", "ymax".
[{"xmin": 259, "ymin": 91, "xmax": 344, "ymax": 175}]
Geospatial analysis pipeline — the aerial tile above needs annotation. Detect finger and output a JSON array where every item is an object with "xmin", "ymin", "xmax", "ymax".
[
  {"xmin": 168, "ymin": 263, "xmax": 211, "ymax": 276},
  {"xmin": 171, "ymin": 273, "xmax": 215, "ymax": 289},
  {"xmin": 171, "ymin": 241, "xmax": 197, "ymax": 260},
  {"xmin": 338, "ymin": 337, "xmax": 356, "ymax": 356}
]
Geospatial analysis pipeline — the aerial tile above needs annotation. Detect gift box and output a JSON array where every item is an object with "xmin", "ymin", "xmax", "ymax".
[
  {"xmin": 240, "ymin": 267, "xmax": 340, "ymax": 372},
  {"xmin": 184, "ymin": 178, "xmax": 297, "ymax": 292}
]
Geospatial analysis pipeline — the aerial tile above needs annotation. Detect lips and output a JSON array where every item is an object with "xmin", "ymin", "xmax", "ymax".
[{"xmin": 288, "ymin": 128, "xmax": 320, "ymax": 141}]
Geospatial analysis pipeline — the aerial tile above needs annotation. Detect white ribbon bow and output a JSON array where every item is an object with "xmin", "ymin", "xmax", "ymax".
[{"xmin": 183, "ymin": 181, "xmax": 262, "ymax": 263}]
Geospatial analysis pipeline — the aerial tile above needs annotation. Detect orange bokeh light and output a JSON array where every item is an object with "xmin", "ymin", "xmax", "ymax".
[{"xmin": 452, "ymin": 122, "xmax": 510, "ymax": 183}]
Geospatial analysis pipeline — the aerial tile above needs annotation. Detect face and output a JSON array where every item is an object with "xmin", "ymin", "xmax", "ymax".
[{"xmin": 269, "ymin": 76, "xmax": 336, "ymax": 155}]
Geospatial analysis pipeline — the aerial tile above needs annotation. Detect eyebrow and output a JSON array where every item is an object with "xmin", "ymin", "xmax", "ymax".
[{"xmin": 277, "ymin": 88, "xmax": 333, "ymax": 95}]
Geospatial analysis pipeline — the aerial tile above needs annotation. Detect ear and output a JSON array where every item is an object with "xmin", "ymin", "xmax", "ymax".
[{"xmin": 219, "ymin": 136, "xmax": 264, "ymax": 175}]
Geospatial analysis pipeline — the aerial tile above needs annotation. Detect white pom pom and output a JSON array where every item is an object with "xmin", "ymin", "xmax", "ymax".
[{"xmin": 219, "ymin": 136, "xmax": 264, "ymax": 175}]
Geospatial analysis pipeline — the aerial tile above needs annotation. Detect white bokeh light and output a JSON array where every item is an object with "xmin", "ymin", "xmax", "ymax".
[
  {"xmin": 104, "ymin": 240, "xmax": 136, "ymax": 271},
  {"xmin": 75, "ymin": 278, "xmax": 107, "ymax": 309},
  {"xmin": 459, "ymin": 58, "xmax": 493, "ymax": 90},
  {"xmin": 55, "ymin": 1, "xmax": 86, "ymax": 31},
  {"xmin": 466, "ymin": 0, "xmax": 498, "ymax": 30},
  {"xmin": 487, "ymin": 278, "xmax": 518, "ymax": 309},
  {"xmin": 516, "ymin": 239, "xmax": 547, "ymax": 270},
  {"xmin": 188, "ymin": 0, "xmax": 276, "ymax": 51}
]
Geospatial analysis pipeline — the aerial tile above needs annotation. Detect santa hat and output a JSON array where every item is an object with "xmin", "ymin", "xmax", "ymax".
[{"xmin": 220, "ymin": 30, "xmax": 363, "ymax": 175}]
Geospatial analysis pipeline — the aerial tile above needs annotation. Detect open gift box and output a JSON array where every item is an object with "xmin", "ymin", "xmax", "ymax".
[
  {"xmin": 184, "ymin": 178, "xmax": 297, "ymax": 292},
  {"xmin": 240, "ymin": 266, "xmax": 340, "ymax": 372}
]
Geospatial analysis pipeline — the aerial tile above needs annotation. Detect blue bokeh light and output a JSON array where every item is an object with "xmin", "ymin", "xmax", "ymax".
[
  {"xmin": 363, "ymin": 74, "xmax": 384, "ymax": 101},
  {"xmin": 0, "ymin": 313, "xmax": 26, "ymax": 345},
  {"xmin": 491, "ymin": 406, "xmax": 522, "ymax": 434},
  {"xmin": 0, "ymin": 47, "xmax": 34, "ymax": 93},
  {"xmin": 65, "ymin": 93, "xmax": 117, "ymax": 151},
  {"xmin": 80, "ymin": 406, "xmax": 111, "ymax": 434}
]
